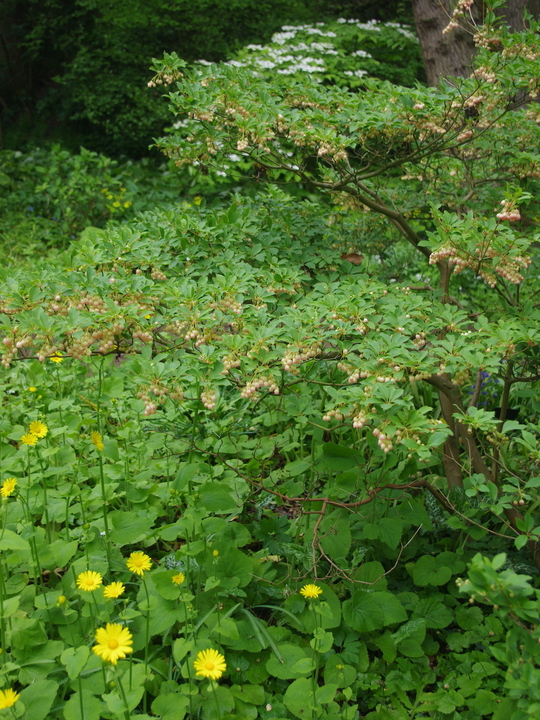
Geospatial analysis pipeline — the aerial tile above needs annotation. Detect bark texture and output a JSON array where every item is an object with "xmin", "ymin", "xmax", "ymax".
[
  {"xmin": 411, "ymin": 0, "xmax": 480, "ymax": 86},
  {"xmin": 412, "ymin": 0, "xmax": 540, "ymax": 86}
]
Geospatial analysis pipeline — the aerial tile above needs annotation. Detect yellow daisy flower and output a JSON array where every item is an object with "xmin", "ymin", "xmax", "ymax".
[
  {"xmin": 92, "ymin": 623, "xmax": 133, "ymax": 665},
  {"xmin": 300, "ymin": 583, "xmax": 323, "ymax": 600},
  {"xmin": 126, "ymin": 551, "xmax": 152, "ymax": 576},
  {"xmin": 20, "ymin": 433, "xmax": 38, "ymax": 446},
  {"xmin": 28, "ymin": 420, "xmax": 48, "ymax": 438},
  {"xmin": 103, "ymin": 582, "xmax": 125, "ymax": 599},
  {"xmin": 172, "ymin": 572, "xmax": 185, "ymax": 585},
  {"xmin": 91, "ymin": 431, "xmax": 104, "ymax": 451},
  {"xmin": 49, "ymin": 353, "xmax": 63, "ymax": 363},
  {"xmin": 29, "ymin": 386, "xmax": 37, "ymax": 392},
  {"xmin": 212, "ymin": 549, "xmax": 219, "ymax": 557},
  {"xmin": 76, "ymin": 570, "xmax": 103, "ymax": 592},
  {"xmin": 0, "ymin": 688, "xmax": 20, "ymax": 709},
  {"xmin": 194, "ymin": 648, "xmax": 227, "ymax": 680},
  {"xmin": 0, "ymin": 478, "xmax": 17, "ymax": 498}
]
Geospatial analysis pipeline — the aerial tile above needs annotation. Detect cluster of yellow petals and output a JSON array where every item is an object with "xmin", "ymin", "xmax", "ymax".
[
  {"xmin": 103, "ymin": 582, "xmax": 125, "ymax": 599},
  {"xmin": 91, "ymin": 430, "xmax": 104, "ymax": 451},
  {"xmin": 29, "ymin": 421, "xmax": 48, "ymax": 438},
  {"xmin": 0, "ymin": 478, "xmax": 17, "ymax": 498},
  {"xmin": 20, "ymin": 420, "xmax": 48, "ymax": 447},
  {"xmin": 194, "ymin": 649, "xmax": 227, "ymax": 680},
  {"xmin": 76, "ymin": 571, "xmax": 103, "ymax": 592},
  {"xmin": 126, "ymin": 551, "xmax": 152, "ymax": 576},
  {"xmin": 93, "ymin": 623, "xmax": 133, "ymax": 665},
  {"xmin": 0, "ymin": 688, "xmax": 20, "ymax": 709},
  {"xmin": 300, "ymin": 583, "xmax": 323, "ymax": 599}
]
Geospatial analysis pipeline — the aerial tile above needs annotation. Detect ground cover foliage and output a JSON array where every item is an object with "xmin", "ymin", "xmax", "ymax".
[{"xmin": 2, "ymin": 3, "xmax": 540, "ymax": 720}]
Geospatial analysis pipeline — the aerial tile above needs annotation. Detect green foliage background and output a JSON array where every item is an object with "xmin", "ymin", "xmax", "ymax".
[{"xmin": 2, "ymin": 2, "xmax": 540, "ymax": 719}]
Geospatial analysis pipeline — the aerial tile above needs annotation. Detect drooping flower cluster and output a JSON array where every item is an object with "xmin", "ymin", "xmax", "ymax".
[
  {"xmin": 240, "ymin": 376, "xmax": 280, "ymax": 401},
  {"xmin": 496, "ymin": 199, "xmax": 521, "ymax": 222},
  {"xmin": 201, "ymin": 387, "xmax": 217, "ymax": 410},
  {"xmin": 443, "ymin": 0, "xmax": 475, "ymax": 35}
]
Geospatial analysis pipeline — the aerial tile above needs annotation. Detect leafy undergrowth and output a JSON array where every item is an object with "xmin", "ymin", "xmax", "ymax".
[{"xmin": 0, "ymin": 192, "xmax": 538, "ymax": 719}]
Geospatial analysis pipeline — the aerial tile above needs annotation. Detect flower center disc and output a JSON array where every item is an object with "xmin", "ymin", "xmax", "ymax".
[
  {"xmin": 108, "ymin": 639, "xmax": 119, "ymax": 649},
  {"xmin": 205, "ymin": 662, "xmax": 214, "ymax": 670}
]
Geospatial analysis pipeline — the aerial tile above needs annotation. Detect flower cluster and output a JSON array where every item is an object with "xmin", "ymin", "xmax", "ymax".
[
  {"xmin": 0, "ymin": 477, "xmax": 17, "ymax": 498},
  {"xmin": 91, "ymin": 431, "xmax": 105, "ymax": 451},
  {"xmin": 0, "ymin": 689, "xmax": 20, "ymax": 709},
  {"xmin": 281, "ymin": 344, "xmax": 322, "ymax": 374},
  {"xmin": 240, "ymin": 376, "xmax": 280, "ymax": 401},
  {"xmin": 496, "ymin": 199, "xmax": 521, "ymax": 222},
  {"xmin": 77, "ymin": 571, "xmax": 103, "ymax": 592},
  {"xmin": 373, "ymin": 427, "xmax": 393, "ymax": 453},
  {"xmin": 194, "ymin": 649, "xmax": 227, "ymax": 680},
  {"xmin": 137, "ymin": 383, "xmax": 184, "ymax": 416},
  {"xmin": 443, "ymin": 0, "xmax": 475, "ymax": 35},
  {"xmin": 93, "ymin": 623, "xmax": 133, "ymax": 665},
  {"xmin": 126, "ymin": 551, "xmax": 152, "ymax": 576},
  {"xmin": 300, "ymin": 583, "xmax": 323, "ymax": 599},
  {"xmin": 20, "ymin": 420, "xmax": 48, "ymax": 446},
  {"xmin": 201, "ymin": 387, "xmax": 217, "ymax": 410}
]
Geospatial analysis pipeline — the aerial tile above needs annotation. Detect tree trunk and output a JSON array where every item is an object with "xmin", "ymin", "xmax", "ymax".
[{"xmin": 411, "ymin": 0, "xmax": 540, "ymax": 86}]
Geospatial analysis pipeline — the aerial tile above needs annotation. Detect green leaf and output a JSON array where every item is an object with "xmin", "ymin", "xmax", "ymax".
[
  {"xmin": 343, "ymin": 590, "xmax": 406, "ymax": 632},
  {"xmin": 354, "ymin": 561, "xmax": 388, "ymax": 590},
  {"xmin": 374, "ymin": 632, "xmax": 397, "ymax": 663},
  {"xmin": 319, "ymin": 443, "xmax": 359, "ymax": 471},
  {"xmin": 318, "ymin": 511, "xmax": 351, "ymax": 561},
  {"xmin": 61, "ymin": 646, "xmax": 90, "ymax": 680},
  {"xmin": 377, "ymin": 518, "xmax": 403, "ymax": 549},
  {"xmin": 197, "ymin": 482, "xmax": 240, "ymax": 513},
  {"xmin": 412, "ymin": 556, "xmax": 452, "ymax": 586},
  {"xmin": 50, "ymin": 539, "xmax": 79, "ymax": 568},
  {"xmin": 19, "ymin": 680, "xmax": 58, "ymax": 720},
  {"xmin": 201, "ymin": 685, "xmax": 234, "ymax": 720},
  {"xmin": 266, "ymin": 644, "xmax": 314, "ymax": 679},
  {"xmin": 323, "ymin": 655, "xmax": 357, "ymax": 687},
  {"xmin": 108, "ymin": 511, "xmax": 154, "ymax": 545},
  {"xmin": 229, "ymin": 685, "xmax": 265, "ymax": 705},
  {"xmin": 0, "ymin": 529, "xmax": 30, "ymax": 552},
  {"xmin": 173, "ymin": 638, "xmax": 194, "ymax": 664},
  {"xmin": 211, "ymin": 548, "xmax": 253, "ymax": 588},
  {"xmin": 151, "ymin": 693, "xmax": 189, "ymax": 720},
  {"xmin": 411, "ymin": 597, "xmax": 453, "ymax": 629},
  {"xmin": 310, "ymin": 628, "xmax": 334, "ymax": 654},
  {"xmin": 283, "ymin": 678, "xmax": 314, "ymax": 719},
  {"xmin": 0, "ymin": 595, "xmax": 19, "ymax": 619},
  {"xmin": 63, "ymin": 691, "xmax": 103, "ymax": 720},
  {"xmin": 342, "ymin": 591, "xmax": 384, "ymax": 633}
]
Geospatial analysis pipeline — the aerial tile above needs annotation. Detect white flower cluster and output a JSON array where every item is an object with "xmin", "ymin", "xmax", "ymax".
[
  {"xmin": 240, "ymin": 376, "xmax": 279, "ymax": 401},
  {"xmin": 201, "ymin": 387, "xmax": 216, "ymax": 410},
  {"xmin": 281, "ymin": 344, "xmax": 322, "ymax": 374},
  {"xmin": 443, "ymin": 0, "xmax": 475, "ymax": 34},
  {"xmin": 217, "ymin": 17, "xmax": 416, "ymax": 82},
  {"xmin": 496, "ymin": 199, "xmax": 521, "ymax": 222},
  {"xmin": 373, "ymin": 427, "xmax": 393, "ymax": 453}
]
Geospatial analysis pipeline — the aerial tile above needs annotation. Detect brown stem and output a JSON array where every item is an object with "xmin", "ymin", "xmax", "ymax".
[{"xmin": 492, "ymin": 361, "xmax": 513, "ymax": 483}]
